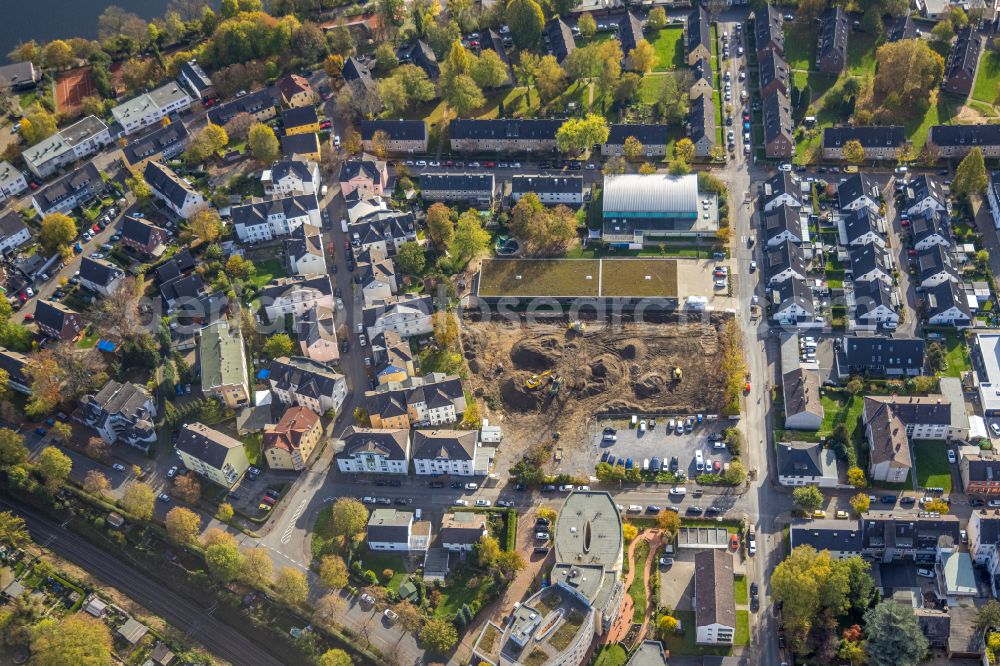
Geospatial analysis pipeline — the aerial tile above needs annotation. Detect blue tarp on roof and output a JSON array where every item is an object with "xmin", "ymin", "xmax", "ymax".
[
  {"xmin": 97, "ymin": 340, "xmax": 117, "ymax": 352},
  {"xmin": 257, "ymin": 369, "xmax": 271, "ymax": 380}
]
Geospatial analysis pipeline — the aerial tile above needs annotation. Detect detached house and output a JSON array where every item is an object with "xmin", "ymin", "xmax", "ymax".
[
  {"xmin": 849, "ymin": 242, "xmax": 893, "ymax": 285},
  {"xmin": 942, "ymin": 28, "xmax": 982, "ymax": 97},
  {"xmin": 280, "ymin": 101, "xmax": 319, "ymax": 134},
  {"xmin": 281, "ymin": 132, "xmax": 321, "ymax": 162},
  {"xmin": 816, "ymin": 7, "xmax": 848, "ymax": 74},
  {"xmin": 33, "ymin": 300, "xmax": 83, "ymax": 341},
  {"xmin": 121, "ymin": 216, "xmax": 169, "ymax": 256},
  {"xmin": 791, "ymin": 520, "xmax": 864, "ymax": 559},
  {"xmin": 754, "ymin": 4, "xmax": 785, "ymax": 62},
  {"xmin": 347, "ymin": 199, "xmax": 417, "ymax": 255},
  {"xmin": 905, "ymin": 175, "xmax": 948, "ymax": 217},
  {"xmin": 412, "ymin": 429, "xmax": 480, "ymax": 476},
  {"xmin": 23, "ymin": 115, "xmax": 111, "ymax": 179},
  {"xmin": 771, "ymin": 277, "xmax": 815, "ymax": 326},
  {"xmin": 198, "ymin": 321, "xmax": 250, "ymax": 409},
  {"xmin": 760, "ymin": 171, "xmax": 802, "ymax": 212},
  {"xmin": 372, "ymin": 330, "xmax": 415, "ymax": 385},
  {"xmin": 269, "ymin": 356, "xmax": 347, "ymax": 415},
  {"xmin": 178, "ymin": 60, "xmax": 213, "ymax": 100},
  {"xmin": 363, "ymin": 294, "xmax": 434, "ymax": 340},
  {"xmin": 420, "ymin": 173, "xmax": 495, "ymax": 205},
  {"xmin": 263, "ymin": 406, "xmax": 321, "ymax": 471},
  {"xmin": 276, "ymin": 74, "xmax": 314, "ymax": 108},
  {"xmin": 912, "ymin": 210, "xmax": 951, "ymax": 250},
  {"xmin": 295, "ymin": 305, "xmax": 339, "ymax": 364},
  {"xmin": 233, "ymin": 193, "xmax": 319, "ymax": 243},
  {"xmin": 262, "ymin": 160, "xmax": 319, "ymax": 196},
  {"xmin": 31, "ymin": 161, "xmax": 104, "ymax": 217},
  {"xmin": 261, "ymin": 274, "xmax": 334, "ymax": 321},
  {"xmin": 398, "ymin": 40, "xmax": 440, "ymax": 80},
  {"xmin": 440, "ymin": 512, "xmax": 488, "ymax": 551},
  {"xmin": 777, "ymin": 441, "xmax": 838, "ymax": 486},
  {"xmin": 357, "ymin": 248, "xmax": 398, "ymax": 306},
  {"xmin": 285, "ymin": 223, "xmax": 326, "ymax": 276},
  {"xmin": 763, "ymin": 204, "xmax": 804, "ymax": 246},
  {"xmin": 80, "ymin": 380, "xmax": 157, "ymax": 451},
  {"xmin": 835, "ymin": 336, "xmax": 925, "ymax": 378},
  {"xmin": 686, "ymin": 6, "xmax": 712, "ymax": 66},
  {"xmin": 0, "ymin": 347, "xmax": 32, "ymax": 395},
  {"xmin": 765, "ymin": 239, "xmax": 806, "ymax": 285},
  {"xmin": 822, "ymin": 126, "xmax": 906, "ymax": 161},
  {"xmin": 925, "ymin": 279, "xmax": 973, "ymax": 328},
  {"xmin": 360, "ymin": 120, "xmax": 428, "ymax": 154},
  {"xmin": 144, "ymin": 161, "xmax": 207, "ymax": 219},
  {"xmin": 336, "ymin": 427, "xmax": 410, "ymax": 474},
  {"xmin": 0, "ymin": 211, "xmax": 29, "ymax": 254},
  {"xmin": 338, "ymin": 154, "xmax": 388, "ymax": 197},
  {"xmin": 864, "ymin": 395, "xmax": 964, "ymax": 482},
  {"xmin": 78, "ymin": 257, "xmax": 124, "ymax": 296},
  {"xmin": 852, "ymin": 279, "xmax": 899, "ymax": 330},
  {"xmin": 781, "ymin": 368, "xmax": 824, "ymax": 430},
  {"xmin": 175, "ymin": 422, "xmax": 250, "ymax": 488},
  {"xmin": 837, "ymin": 173, "xmax": 880, "ymax": 213},
  {"xmin": 916, "ymin": 244, "xmax": 958, "ymax": 289},
  {"xmin": 366, "ymin": 509, "xmax": 426, "ymax": 551},
  {"xmin": 693, "ymin": 550, "xmax": 735, "ymax": 645}
]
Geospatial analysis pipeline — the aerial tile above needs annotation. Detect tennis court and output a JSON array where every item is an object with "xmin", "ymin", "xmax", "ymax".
[{"xmin": 55, "ymin": 67, "xmax": 97, "ymax": 115}]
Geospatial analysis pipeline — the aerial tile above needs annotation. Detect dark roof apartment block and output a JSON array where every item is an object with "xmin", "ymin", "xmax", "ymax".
[
  {"xmin": 816, "ymin": 7, "xmax": 849, "ymax": 74},
  {"xmin": 360, "ymin": 119, "xmax": 427, "ymax": 143},
  {"xmin": 694, "ymin": 550, "xmax": 735, "ymax": 631},
  {"xmin": 686, "ymin": 6, "xmax": 712, "ymax": 65},
  {"xmin": 942, "ymin": 28, "xmax": 982, "ymax": 97},
  {"xmin": 823, "ymin": 126, "xmax": 905, "ymax": 156},
  {"xmin": 754, "ymin": 4, "xmax": 785, "ymax": 59},
  {"xmin": 762, "ymin": 91, "xmax": 794, "ymax": 159},
  {"xmin": 545, "ymin": 18, "xmax": 577, "ymax": 63}
]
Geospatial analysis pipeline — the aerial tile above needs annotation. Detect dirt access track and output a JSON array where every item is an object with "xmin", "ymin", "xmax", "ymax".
[{"xmin": 461, "ymin": 314, "xmax": 730, "ymax": 449}]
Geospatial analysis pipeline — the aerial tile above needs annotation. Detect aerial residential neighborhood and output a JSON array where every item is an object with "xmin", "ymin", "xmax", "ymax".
[{"xmin": 0, "ymin": 0, "xmax": 999, "ymax": 664}]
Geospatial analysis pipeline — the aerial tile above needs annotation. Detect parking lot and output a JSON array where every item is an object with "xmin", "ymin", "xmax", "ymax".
[{"xmin": 592, "ymin": 417, "xmax": 732, "ymax": 478}]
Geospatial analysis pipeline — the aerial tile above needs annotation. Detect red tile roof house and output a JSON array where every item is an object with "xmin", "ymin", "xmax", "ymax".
[
  {"xmin": 120, "ymin": 215, "xmax": 169, "ymax": 256},
  {"xmin": 34, "ymin": 300, "xmax": 84, "ymax": 341}
]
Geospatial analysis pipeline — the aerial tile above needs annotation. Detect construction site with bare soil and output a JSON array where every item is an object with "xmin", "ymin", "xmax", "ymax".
[{"xmin": 461, "ymin": 314, "xmax": 735, "ymax": 457}]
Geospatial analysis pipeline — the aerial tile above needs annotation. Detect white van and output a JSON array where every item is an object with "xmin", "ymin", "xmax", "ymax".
[
  {"xmin": 695, "ymin": 451, "xmax": 705, "ymax": 472},
  {"xmin": 669, "ymin": 486, "xmax": 687, "ymax": 495}
]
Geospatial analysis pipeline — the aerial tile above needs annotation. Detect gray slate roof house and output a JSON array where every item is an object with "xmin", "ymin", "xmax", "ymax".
[
  {"xmin": 412, "ymin": 429, "xmax": 478, "ymax": 463},
  {"xmin": 754, "ymin": 4, "xmax": 785, "ymax": 59},
  {"xmin": 836, "ymin": 336, "xmax": 925, "ymax": 378},
  {"xmin": 0, "ymin": 61, "xmax": 39, "ymax": 90},
  {"xmin": 942, "ymin": 28, "xmax": 982, "ymax": 97},
  {"xmin": 544, "ymin": 18, "xmax": 577, "ymax": 63},
  {"xmin": 398, "ymin": 40, "xmax": 440, "ymax": 80},
  {"xmin": 693, "ymin": 550, "xmax": 735, "ymax": 639},
  {"xmin": 122, "ymin": 122, "xmax": 190, "ymax": 167},
  {"xmin": 816, "ymin": 7, "xmax": 849, "ymax": 74}
]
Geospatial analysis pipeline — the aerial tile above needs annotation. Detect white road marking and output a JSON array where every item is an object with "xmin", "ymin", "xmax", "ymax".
[{"xmin": 280, "ymin": 498, "xmax": 309, "ymax": 544}]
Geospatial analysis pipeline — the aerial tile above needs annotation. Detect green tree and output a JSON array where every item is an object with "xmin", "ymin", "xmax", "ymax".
[
  {"xmin": 39, "ymin": 213, "xmax": 77, "ymax": 254},
  {"xmin": 850, "ymin": 492, "xmax": 870, "ymax": 515},
  {"xmin": 656, "ymin": 508, "xmax": 681, "ymax": 535},
  {"xmin": 506, "ymin": 0, "xmax": 545, "ymax": 50},
  {"xmin": 444, "ymin": 73, "xmax": 485, "ymax": 116},
  {"xmin": 629, "ymin": 40, "xmax": 657, "ymax": 74},
  {"xmin": 471, "ymin": 49, "xmax": 508, "ymax": 89},
  {"xmin": 240, "ymin": 547, "xmax": 273, "ymax": 587},
  {"xmin": 864, "ymin": 600, "xmax": 928, "ymax": 666},
  {"xmin": 37, "ymin": 446, "xmax": 71, "ymax": 489},
  {"xmin": 165, "ymin": 506, "xmax": 202, "ymax": 544},
  {"xmin": 513, "ymin": 52, "xmax": 541, "ymax": 107},
  {"xmin": 318, "ymin": 650, "xmax": 352, "ymax": 666},
  {"xmin": 292, "ymin": 22, "xmax": 328, "ymax": 63},
  {"xmin": 20, "ymin": 106, "xmax": 58, "ymax": 144},
  {"xmin": 556, "ymin": 114, "xmax": 610, "ymax": 155},
  {"xmin": 29, "ymin": 613, "xmax": 112, "ymax": 666},
  {"xmin": 976, "ymin": 599, "xmax": 1000, "ymax": 629},
  {"xmin": 419, "ymin": 617, "xmax": 459, "ymax": 652},
  {"xmin": 264, "ymin": 333, "xmax": 293, "ymax": 358},
  {"xmin": 187, "ymin": 208, "xmax": 223, "ymax": 245},
  {"xmin": 622, "ymin": 136, "xmax": 644, "ymax": 160},
  {"xmin": 578, "ymin": 13, "xmax": 597, "ymax": 39},
  {"xmin": 0, "ymin": 511, "xmax": 29, "ymax": 548},
  {"xmin": 847, "ymin": 466, "xmax": 866, "ymax": 487},
  {"xmin": 425, "ymin": 202, "xmax": 455, "ymax": 251},
  {"xmin": 953, "ymin": 147, "xmax": 988, "ymax": 198},
  {"xmin": 319, "ymin": 554, "xmax": 349, "ymax": 589},
  {"xmin": 83, "ymin": 470, "xmax": 109, "ymax": 496},
  {"xmin": 396, "ymin": 241, "xmax": 426, "ymax": 275},
  {"xmin": 674, "ymin": 138, "xmax": 696, "ymax": 163},
  {"xmin": 206, "ymin": 543, "xmax": 243, "ymax": 581},
  {"xmin": 476, "ymin": 534, "xmax": 502, "ymax": 568},
  {"xmin": 125, "ymin": 172, "xmax": 152, "ymax": 201},
  {"xmin": 276, "ymin": 567, "xmax": 309, "ymax": 605},
  {"xmin": 248, "ymin": 122, "xmax": 280, "ymax": 162},
  {"xmin": 121, "ymin": 482, "xmax": 155, "ymax": 520},
  {"xmin": 843, "ymin": 139, "xmax": 866, "ymax": 164},
  {"xmin": 647, "ymin": 7, "xmax": 667, "ymax": 30},
  {"xmin": 595, "ymin": 461, "xmax": 626, "ymax": 482},
  {"xmin": 0, "ymin": 429, "xmax": 28, "ymax": 467},
  {"xmin": 793, "ymin": 485, "xmax": 823, "ymax": 512},
  {"xmin": 657, "ymin": 72, "xmax": 689, "ymax": 123},
  {"xmin": 452, "ymin": 210, "xmax": 490, "ymax": 264},
  {"xmin": 870, "ymin": 40, "xmax": 944, "ymax": 118},
  {"xmin": 329, "ymin": 497, "xmax": 369, "ymax": 548},
  {"xmin": 667, "ymin": 158, "xmax": 689, "ymax": 175},
  {"xmin": 603, "ymin": 156, "xmax": 625, "ymax": 175},
  {"xmin": 217, "ymin": 502, "xmax": 234, "ymax": 522},
  {"xmin": 42, "ymin": 40, "xmax": 75, "ymax": 69}
]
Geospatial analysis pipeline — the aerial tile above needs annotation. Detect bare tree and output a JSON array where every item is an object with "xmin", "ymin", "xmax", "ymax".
[
  {"xmin": 49, "ymin": 343, "xmax": 107, "ymax": 400},
  {"xmin": 91, "ymin": 276, "xmax": 142, "ymax": 338}
]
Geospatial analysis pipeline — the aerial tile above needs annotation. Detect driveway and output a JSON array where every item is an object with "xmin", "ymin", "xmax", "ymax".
[{"xmin": 658, "ymin": 560, "xmax": 695, "ymax": 611}]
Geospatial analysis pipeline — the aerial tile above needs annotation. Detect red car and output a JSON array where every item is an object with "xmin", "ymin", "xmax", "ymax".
[
  {"xmin": 17, "ymin": 292, "xmax": 26, "ymax": 302},
  {"xmin": 484, "ymin": 161, "xmax": 496, "ymax": 168},
  {"xmin": 91, "ymin": 224, "xmax": 100, "ymax": 233},
  {"xmin": 444, "ymin": 160, "xmax": 454, "ymax": 167},
  {"xmin": 319, "ymin": 120, "xmax": 332, "ymax": 129},
  {"xmin": 900, "ymin": 219, "xmax": 911, "ymax": 227},
  {"xmin": 28, "ymin": 182, "xmax": 38, "ymax": 190},
  {"xmin": 713, "ymin": 460, "xmax": 721, "ymax": 472},
  {"xmin": 907, "ymin": 248, "xmax": 918, "ymax": 256},
  {"xmin": 261, "ymin": 495, "xmax": 276, "ymax": 506},
  {"xmin": 23, "ymin": 313, "xmax": 33, "ymax": 321}
]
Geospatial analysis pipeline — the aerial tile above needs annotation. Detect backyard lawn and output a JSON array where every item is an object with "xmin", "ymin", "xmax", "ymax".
[
  {"xmin": 661, "ymin": 610, "xmax": 733, "ymax": 656},
  {"xmin": 650, "ymin": 26, "xmax": 686, "ymax": 71},
  {"xmin": 973, "ymin": 51, "xmax": 1000, "ymax": 107},
  {"xmin": 905, "ymin": 93, "xmax": 961, "ymax": 156},
  {"xmin": 937, "ymin": 333, "xmax": 971, "ymax": 378},
  {"xmin": 357, "ymin": 549, "xmax": 408, "ymax": 592},
  {"xmin": 784, "ymin": 23, "xmax": 815, "ymax": 71},
  {"xmin": 847, "ymin": 31, "xmax": 881, "ymax": 76},
  {"xmin": 433, "ymin": 566, "xmax": 496, "ymax": 619},
  {"xmin": 735, "ymin": 611, "xmax": 750, "ymax": 645},
  {"xmin": 628, "ymin": 540, "xmax": 650, "ymax": 621},
  {"xmin": 913, "ymin": 440, "xmax": 953, "ymax": 493},
  {"xmin": 249, "ymin": 258, "xmax": 286, "ymax": 289},
  {"xmin": 733, "ymin": 574, "xmax": 748, "ymax": 605},
  {"xmin": 594, "ymin": 645, "xmax": 628, "ymax": 666}
]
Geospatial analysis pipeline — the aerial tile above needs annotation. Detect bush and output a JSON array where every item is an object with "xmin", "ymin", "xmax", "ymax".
[
  {"xmin": 382, "ymin": 568, "xmax": 395, "ymax": 582},
  {"xmin": 363, "ymin": 570, "xmax": 379, "ymax": 584}
]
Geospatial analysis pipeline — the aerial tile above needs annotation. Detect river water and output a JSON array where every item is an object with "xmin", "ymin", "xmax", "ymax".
[{"xmin": 0, "ymin": 0, "xmax": 171, "ymax": 63}]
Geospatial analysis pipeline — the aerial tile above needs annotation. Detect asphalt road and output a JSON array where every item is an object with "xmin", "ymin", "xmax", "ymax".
[{"xmin": 1, "ymin": 496, "xmax": 288, "ymax": 666}]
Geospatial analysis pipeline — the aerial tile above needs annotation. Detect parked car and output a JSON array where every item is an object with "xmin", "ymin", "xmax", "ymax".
[{"xmin": 112, "ymin": 463, "xmax": 126, "ymax": 471}]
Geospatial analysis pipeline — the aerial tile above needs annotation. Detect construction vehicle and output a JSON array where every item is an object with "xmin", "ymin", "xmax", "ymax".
[
  {"xmin": 548, "ymin": 376, "xmax": 563, "ymax": 397},
  {"xmin": 525, "ymin": 369, "xmax": 554, "ymax": 389},
  {"xmin": 672, "ymin": 367, "xmax": 682, "ymax": 381},
  {"xmin": 568, "ymin": 320, "xmax": 586, "ymax": 333}
]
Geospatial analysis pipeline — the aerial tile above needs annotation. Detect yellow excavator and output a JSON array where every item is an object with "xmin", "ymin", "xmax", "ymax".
[
  {"xmin": 525, "ymin": 369, "xmax": 554, "ymax": 389},
  {"xmin": 673, "ymin": 367, "xmax": 683, "ymax": 381},
  {"xmin": 568, "ymin": 320, "xmax": 586, "ymax": 333}
]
